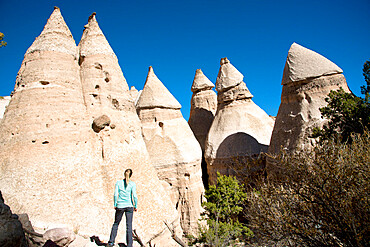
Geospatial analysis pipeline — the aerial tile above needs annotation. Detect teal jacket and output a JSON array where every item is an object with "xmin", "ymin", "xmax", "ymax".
[{"xmin": 114, "ymin": 179, "xmax": 138, "ymax": 209}]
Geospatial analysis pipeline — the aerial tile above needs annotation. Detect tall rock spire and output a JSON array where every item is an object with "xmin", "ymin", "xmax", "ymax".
[
  {"xmin": 136, "ymin": 67, "xmax": 204, "ymax": 235},
  {"xmin": 205, "ymin": 58, "xmax": 274, "ymax": 184},
  {"xmin": 188, "ymin": 69, "xmax": 217, "ymax": 186},
  {"xmin": 78, "ymin": 14, "xmax": 182, "ymax": 244},
  {"xmin": 26, "ymin": 6, "xmax": 77, "ymax": 58},
  {"xmin": 78, "ymin": 12, "xmax": 116, "ymax": 58},
  {"xmin": 78, "ymin": 12, "xmax": 130, "ymax": 114},
  {"xmin": 136, "ymin": 66, "xmax": 182, "ymax": 110},
  {"xmin": 269, "ymin": 43, "xmax": 350, "ymax": 154}
]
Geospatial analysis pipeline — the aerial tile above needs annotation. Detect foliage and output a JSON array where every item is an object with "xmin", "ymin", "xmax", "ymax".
[
  {"xmin": 191, "ymin": 173, "xmax": 253, "ymax": 246},
  {"xmin": 312, "ymin": 60, "xmax": 370, "ymax": 143},
  {"xmin": 361, "ymin": 60, "xmax": 370, "ymax": 100},
  {"xmin": 0, "ymin": 32, "xmax": 7, "ymax": 47},
  {"xmin": 246, "ymin": 132, "xmax": 370, "ymax": 246}
]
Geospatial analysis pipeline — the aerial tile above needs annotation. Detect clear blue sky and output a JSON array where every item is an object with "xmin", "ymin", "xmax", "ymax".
[{"xmin": 1, "ymin": 0, "xmax": 369, "ymax": 120}]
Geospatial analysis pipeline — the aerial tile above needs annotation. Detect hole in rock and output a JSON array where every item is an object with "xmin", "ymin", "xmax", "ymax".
[
  {"xmin": 42, "ymin": 141, "xmax": 49, "ymax": 144},
  {"xmin": 39, "ymin": 81, "xmax": 49, "ymax": 85},
  {"xmin": 159, "ymin": 122, "xmax": 164, "ymax": 128},
  {"xmin": 95, "ymin": 85, "xmax": 100, "ymax": 89},
  {"xmin": 94, "ymin": 63, "xmax": 102, "ymax": 70}
]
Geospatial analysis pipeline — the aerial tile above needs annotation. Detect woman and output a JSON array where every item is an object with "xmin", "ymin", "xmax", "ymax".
[{"xmin": 107, "ymin": 169, "xmax": 138, "ymax": 247}]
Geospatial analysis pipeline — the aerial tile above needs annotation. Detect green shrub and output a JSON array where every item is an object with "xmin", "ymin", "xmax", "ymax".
[{"xmin": 191, "ymin": 173, "xmax": 253, "ymax": 246}]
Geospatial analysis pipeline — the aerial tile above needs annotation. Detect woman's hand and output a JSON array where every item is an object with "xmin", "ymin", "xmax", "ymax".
[{"xmin": 134, "ymin": 208, "xmax": 137, "ymax": 212}]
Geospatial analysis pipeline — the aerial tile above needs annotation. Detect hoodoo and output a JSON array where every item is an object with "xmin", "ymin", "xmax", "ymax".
[
  {"xmin": 268, "ymin": 43, "xmax": 350, "ymax": 154},
  {"xmin": 188, "ymin": 69, "xmax": 217, "ymax": 151},
  {"xmin": 188, "ymin": 69, "xmax": 217, "ymax": 185},
  {"xmin": 0, "ymin": 8, "xmax": 182, "ymax": 246},
  {"xmin": 205, "ymin": 58, "xmax": 275, "ymax": 184},
  {"xmin": 136, "ymin": 67, "xmax": 204, "ymax": 235}
]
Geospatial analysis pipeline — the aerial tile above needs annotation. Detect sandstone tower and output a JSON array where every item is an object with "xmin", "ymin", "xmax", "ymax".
[
  {"xmin": 205, "ymin": 58, "xmax": 275, "ymax": 183},
  {"xmin": 188, "ymin": 69, "xmax": 217, "ymax": 186},
  {"xmin": 268, "ymin": 43, "xmax": 350, "ymax": 154},
  {"xmin": 0, "ymin": 8, "xmax": 182, "ymax": 246},
  {"xmin": 136, "ymin": 67, "xmax": 204, "ymax": 235}
]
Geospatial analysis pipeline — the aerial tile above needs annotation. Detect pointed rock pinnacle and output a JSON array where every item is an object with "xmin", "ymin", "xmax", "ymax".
[
  {"xmin": 78, "ymin": 12, "xmax": 116, "ymax": 58},
  {"xmin": 282, "ymin": 42, "xmax": 343, "ymax": 85},
  {"xmin": 26, "ymin": 7, "xmax": 77, "ymax": 57},
  {"xmin": 216, "ymin": 57, "xmax": 244, "ymax": 92},
  {"xmin": 191, "ymin": 69, "xmax": 215, "ymax": 93},
  {"xmin": 136, "ymin": 66, "xmax": 182, "ymax": 110}
]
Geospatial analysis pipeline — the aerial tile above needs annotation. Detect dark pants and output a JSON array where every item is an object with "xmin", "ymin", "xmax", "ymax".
[{"xmin": 108, "ymin": 207, "xmax": 134, "ymax": 246}]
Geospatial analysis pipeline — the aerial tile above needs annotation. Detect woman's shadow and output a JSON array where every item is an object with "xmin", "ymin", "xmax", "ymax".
[{"xmin": 90, "ymin": 235, "xmax": 127, "ymax": 247}]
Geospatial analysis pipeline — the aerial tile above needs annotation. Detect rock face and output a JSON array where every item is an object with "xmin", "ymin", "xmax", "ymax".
[
  {"xmin": 0, "ymin": 191, "xmax": 27, "ymax": 247},
  {"xmin": 269, "ymin": 43, "xmax": 350, "ymax": 154},
  {"xmin": 188, "ymin": 69, "xmax": 217, "ymax": 186},
  {"xmin": 0, "ymin": 96, "xmax": 10, "ymax": 119},
  {"xmin": 0, "ymin": 8, "xmax": 182, "ymax": 246},
  {"xmin": 188, "ymin": 69, "xmax": 217, "ymax": 151},
  {"xmin": 136, "ymin": 67, "xmax": 204, "ymax": 235},
  {"xmin": 205, "ymin": 58, "xmax": 275, "ymax": 184}
]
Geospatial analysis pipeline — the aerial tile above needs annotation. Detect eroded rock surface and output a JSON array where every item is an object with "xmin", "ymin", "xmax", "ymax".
[
  {"xmin": 0, "ymin": 8, "xmax": 181, "ymax": 246},
  {"xmin": 205, "ymin": 58, "xmax": 275, "ymax": 184},
  {"xmin": 269, "ymin": 43, "xmax": 350, "ymax": 154},
  {"xmin": 137, "ymin": 67, "xmax": 204, "ymax": 235},
  {"xmin": 188, "ymin": 69, "xmax": 217, "ymax": 186},
  {"xmin": 0, "ymin": 96, "xmax": 10, "ymax": 119}
]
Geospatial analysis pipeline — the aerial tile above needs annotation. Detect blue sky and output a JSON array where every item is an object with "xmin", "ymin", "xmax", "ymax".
[{"xmin": 0, "ymin": 0, "xmax": 369, "ymax": 120}]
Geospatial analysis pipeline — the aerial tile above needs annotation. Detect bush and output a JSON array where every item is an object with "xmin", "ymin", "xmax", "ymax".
[
  {"xmin": 192, "ymin": 172, "xmax": 253, "ymax": 246},
  {"xmin": 246, "ymin": 132, "xmax": 370, "ymax": 246}
]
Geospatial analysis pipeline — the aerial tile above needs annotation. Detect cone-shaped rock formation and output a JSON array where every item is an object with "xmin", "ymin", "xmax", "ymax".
[
  {"xmin": 188, "ymin": 69, "xmax": 217, "ymax": 186},
  {"xmin": 136, "ymin": 67, "xmax": 204, "ymax": 235},
  {"xmin": 0, "ymin": 9, "xmax": 181, "ymax": 246},
  {"xmin": 205, "ymin": 58, "xmax": 275, "ymax": 184},
  {"xmin": 189, "ymin": 69, "xmax": 217, "ymax": 151},
  {"xmin": 77, "ymin": 13, "xmax": 182, "ymax": 245},
  {"xmin": 269, "ymin": 43, "xmax": 350, "ymax": 154}
]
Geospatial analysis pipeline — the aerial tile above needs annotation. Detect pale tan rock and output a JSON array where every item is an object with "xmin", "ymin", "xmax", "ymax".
[
  {"xmin": 0, "ymin": 9, "xmax": 182, "ymax": 246},
  {"xmin": 188, "ymin": 69, "xmax": 217, "ymax": 151},
  {"xmin": 137, "ymin": 67, "xmax": 204, "ymax": 235},
  {"xmin": 43, "ymin": 228, "xmax": 76, "ymax": 247},
  {"xmin": 216, "ymin": 58, "xmax": 244, "ymax": 92},
  {"xmin": 0, "ymin": 96, "xmax": 10, "ymax": 119},
  {"xmin": 77, "ymin": 13, "xmax": 182, "ymax": 245},
  {"xmin": 136, "ymin": 67, "xmax": 182, "ymax": 110},
  {"xmin": 26, "ymin": 7, "xmax": 78, "ymax": 58},
  {"xmin": 282, "ymin": 43, "xmax": 343, "ymax": 85},
  {"xmin": 191, "ymin": 69, "xmax": 215, "ymax": 92},
  {"xmin": 205, "ymin": 58, "xmax": 275, "ymax": 184},
  {"xmin": 269, "ymin": 43, "xmax": 350, "ymax": 154}
]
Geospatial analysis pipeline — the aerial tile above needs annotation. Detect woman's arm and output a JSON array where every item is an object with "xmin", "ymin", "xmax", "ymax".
[
  {"xmin": 114, "ymin": 181, "xmax": 119, "ymax": 208},
  {"xmin": 131, "ymin": 182, "xmax": 138, "ymax": 210}
]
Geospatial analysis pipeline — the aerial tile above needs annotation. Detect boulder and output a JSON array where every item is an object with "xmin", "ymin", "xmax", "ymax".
[
  {"xmin": 269, "ymin": 43, "xmax": 350, "ymax": 154},
  {"xmin": 136, "ymin": 66, "xmax": 204, "ymax": 235},
  {"xmin": 205, "ymin": 58, "xmax": 275, "ymax": 184},
  {"xmin": 43, "ymin": 228, "xmax": 75, "ymax": 247}
]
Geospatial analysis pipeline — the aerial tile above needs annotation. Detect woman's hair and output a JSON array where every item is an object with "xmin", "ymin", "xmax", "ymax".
[{"xmin": 125, "ymin": 169, "xmax": 133, "ymax": 178}]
